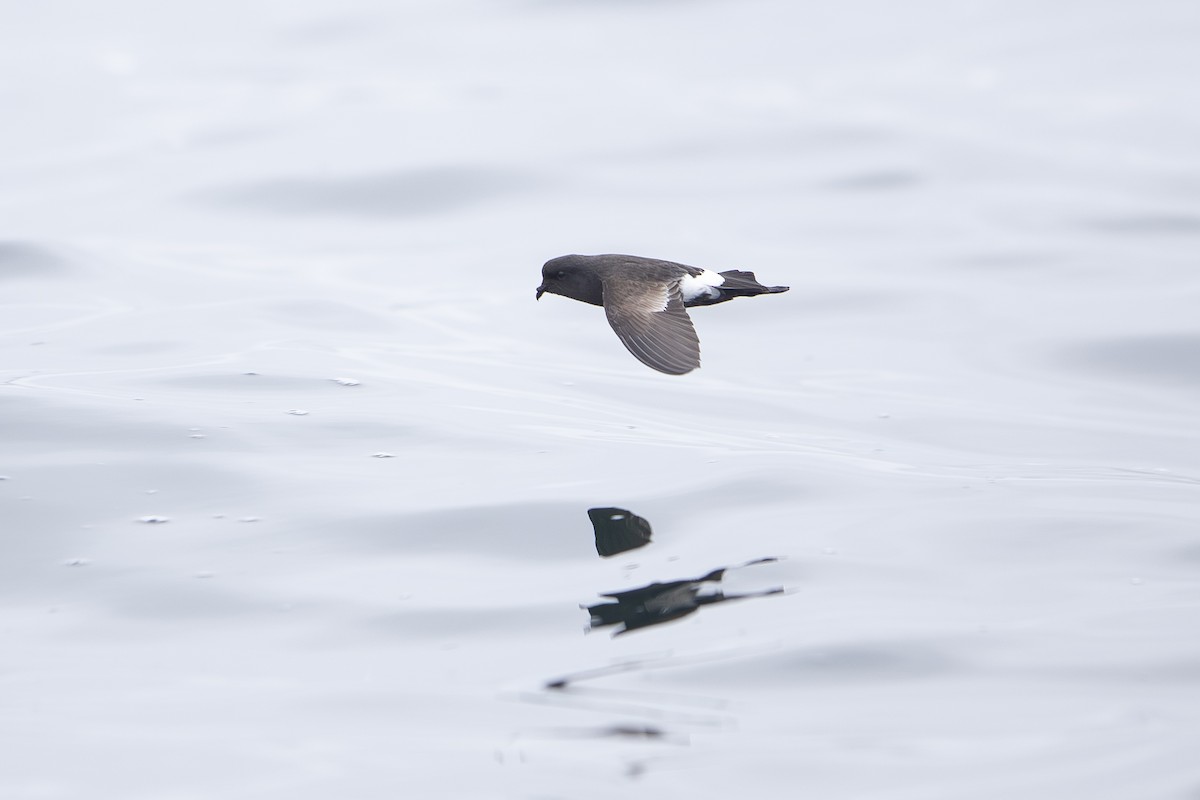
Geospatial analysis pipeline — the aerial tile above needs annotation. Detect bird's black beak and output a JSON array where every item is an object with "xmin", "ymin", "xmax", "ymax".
[{"xmin": 535, "ymin": 285, "xmax": 545, "ymax": 301}]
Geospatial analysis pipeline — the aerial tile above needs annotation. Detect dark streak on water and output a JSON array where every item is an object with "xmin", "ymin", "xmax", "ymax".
[
  {"xmin": 821, "ymin": 170, "xmax": 922, "ymax": 191},
  {"xmin": 190, "ymin": 165, "xmax": 538, "ymax": 218},
  {"xmin": 783, "ymin": 641, "xmax": 962, "ymax": 681},
  {"xmin": 1085, "ymin": 214, "xmax": 1200, "ymax": 236},
  {"xmin": 1059, "ymin": 333, "xmax": 1200, "ymax": 389},
  {"xmin": 0, "ymin": 242, "xmax": 71, "ymax": 280}
]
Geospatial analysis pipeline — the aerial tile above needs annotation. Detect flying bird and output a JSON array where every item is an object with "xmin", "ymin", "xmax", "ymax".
[{"xmin": 536, "ymin": 253, "xmax": 789, "ymax": 375}]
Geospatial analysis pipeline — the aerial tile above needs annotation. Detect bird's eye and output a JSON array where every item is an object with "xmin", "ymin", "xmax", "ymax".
[{"xmin": 555, "ymin": 271, "xmax": 566, "ymax": 279}]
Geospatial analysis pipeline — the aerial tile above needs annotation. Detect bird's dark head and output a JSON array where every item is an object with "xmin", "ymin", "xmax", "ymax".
[{"xmin": 536, "ymin": 255, "xmax": 605, "ymax": 306}]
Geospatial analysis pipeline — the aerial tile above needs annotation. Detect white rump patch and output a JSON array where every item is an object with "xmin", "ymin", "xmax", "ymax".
[{"xmin": 679, "ymin": 270, "xmax": 724, "ymax": 302}]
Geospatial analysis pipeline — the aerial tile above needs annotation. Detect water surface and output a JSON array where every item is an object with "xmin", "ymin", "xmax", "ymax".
[{"xmin": 2, "ymin": 1, "xmax": 1199, "ymax": 798}]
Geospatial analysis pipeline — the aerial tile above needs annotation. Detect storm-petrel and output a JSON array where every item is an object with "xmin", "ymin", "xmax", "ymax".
[{"xmin": 536, "ymin": 254, "xmax": 789, "ymax": 375}]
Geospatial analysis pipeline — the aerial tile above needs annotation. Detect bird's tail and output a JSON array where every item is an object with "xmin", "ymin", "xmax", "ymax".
[
  {"xmin": 680, "ymin": 269, "xmax": 787, "ymax": 307},
  {"xmin": 718, "ymin": 269, "xmax": 789, "ymax": 294}
]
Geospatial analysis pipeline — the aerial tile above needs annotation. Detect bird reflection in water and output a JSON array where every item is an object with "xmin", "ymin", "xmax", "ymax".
[
  {"xmin": 587, "ymin": 506, "xmax": 653, "ymax": 557},
  {"xmin": 586, "ymin": 557, "xmax": 784, "ymax": 635},
  {"xmin": 583, "ymin": 506, "xmax": 783, "ymax": 634}
]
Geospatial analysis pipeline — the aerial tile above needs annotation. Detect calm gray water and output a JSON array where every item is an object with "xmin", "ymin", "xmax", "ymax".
[{"xmin": 3, "ymin": 1, "xmax": 1199, "ymax": 798}]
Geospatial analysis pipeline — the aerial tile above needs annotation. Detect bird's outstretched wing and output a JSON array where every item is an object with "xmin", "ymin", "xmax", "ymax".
[{"xmin": 602, "ymin": 276, "xmax": 701, "ymax": 375}]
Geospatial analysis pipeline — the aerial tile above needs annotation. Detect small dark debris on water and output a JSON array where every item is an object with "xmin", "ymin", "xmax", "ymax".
[
  {"xmin": 588, "ymin": 506, "xmax": 652, "ymax": 557},
  {"xmin": 604, "ymin": 724, "xmax": 666, "ymax": 740}
]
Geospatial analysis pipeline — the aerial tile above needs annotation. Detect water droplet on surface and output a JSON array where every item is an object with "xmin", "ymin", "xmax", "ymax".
[
  {"xmin": 137, "ymin": 516, "xmax": 170, "ymax": 524},
  {"xmin": 189, "ymin": 434, "xmax": 207, "ymax": 439},
  {"xmin": 286, "ymin": 409, "xmax": 309, "ymax": 416}
]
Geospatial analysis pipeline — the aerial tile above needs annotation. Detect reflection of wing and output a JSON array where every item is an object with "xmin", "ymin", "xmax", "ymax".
[
  {"xmin": 587, "ymin": 506, "xmax": 653, "ymax": 557},
  {"xmin": 587, "ymin": 581, "xmax": 703, "ymax": 633},
  {"xmin": 586, "ymin": 558, "xmax": 786, "ymax": 635},
  {"xmin": 602, "ymin": 278, "xmax": 700, "ymax": 375},
  {"xmin": 599, "ymin": 580, "xmax": 693, "ymax": 603}
]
